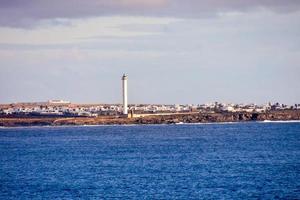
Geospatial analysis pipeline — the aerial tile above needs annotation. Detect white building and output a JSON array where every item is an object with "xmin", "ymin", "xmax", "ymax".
[{"xmin": 48, "ymin": 100, "xmax": 71, "ymax": 104}]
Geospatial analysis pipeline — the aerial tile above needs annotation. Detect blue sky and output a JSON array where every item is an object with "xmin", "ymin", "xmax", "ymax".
[{"xmin": 0, "ymin": 0, "xmax": 299, "ymax": 104}]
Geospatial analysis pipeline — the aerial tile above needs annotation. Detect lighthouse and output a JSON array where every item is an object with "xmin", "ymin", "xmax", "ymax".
[{"xmin": 122, "ymin": 74, "xmax": 128, "ymax": 115}]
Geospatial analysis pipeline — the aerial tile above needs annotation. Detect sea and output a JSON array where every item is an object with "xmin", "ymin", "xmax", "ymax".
[{"xmin": 0, "ymin": 122, "xmax": 299, "ymax": 199}]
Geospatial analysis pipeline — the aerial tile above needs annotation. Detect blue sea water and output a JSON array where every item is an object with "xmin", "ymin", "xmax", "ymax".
[{"xmin": 0, "ymin": 122, "xmax": 300, "ymax": 199}]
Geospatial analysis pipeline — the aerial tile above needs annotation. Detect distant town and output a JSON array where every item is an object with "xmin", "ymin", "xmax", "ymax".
[{"xmin": 1, "ymin": 99, "xmax": 299, "ymax": 118}]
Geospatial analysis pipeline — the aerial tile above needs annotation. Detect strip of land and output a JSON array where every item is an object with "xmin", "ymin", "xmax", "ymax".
[{"xmin": 1, "ymin": 110, "xmax": 299, "ymax": 127}]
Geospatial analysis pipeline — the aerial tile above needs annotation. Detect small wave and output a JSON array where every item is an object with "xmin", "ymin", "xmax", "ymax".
[
  {"xmin": 260, "ymin": 120, "xmax": 300, "ymax": 123},
  {"xmin": 175, "ymin": 121, "xmax": 241, "ymax": 125}
]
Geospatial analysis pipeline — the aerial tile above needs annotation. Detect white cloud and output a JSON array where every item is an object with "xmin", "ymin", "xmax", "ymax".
[{"xmin": 0, "ymin": 16, "xmax": 179, "ymax": 45}]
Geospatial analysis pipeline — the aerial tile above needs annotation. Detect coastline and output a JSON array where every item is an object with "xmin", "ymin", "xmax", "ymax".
[
  {"xmin": 1, "ymin": 120, "xmax": 300, "ymax": 129},
  {"xmin": 1, "ymin": 110, "xmax": 300, "ymax": 127}
]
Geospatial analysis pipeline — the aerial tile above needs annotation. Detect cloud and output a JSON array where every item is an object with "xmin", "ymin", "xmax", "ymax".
[
  {"xmin": 0, "ymin": 16, "xmax": 178, "ymax": 45},
  {"xmin": 1, "ymin": 0, "xmax": 300, "ymax": 27}
]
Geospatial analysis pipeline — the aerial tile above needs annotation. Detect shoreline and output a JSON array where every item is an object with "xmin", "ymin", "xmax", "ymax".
[
  {"xmin": 1, "ymin": 120, "xmax": 300, "ymax": 129},
  {"xmin": 1, "ymin": 110, "xmax": 300, "ymax": 128}
]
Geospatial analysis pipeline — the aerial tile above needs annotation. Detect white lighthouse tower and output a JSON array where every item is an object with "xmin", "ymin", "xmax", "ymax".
[{"xmin": 122, "ymin": 74, "xmax": 128, "ymax": 115}]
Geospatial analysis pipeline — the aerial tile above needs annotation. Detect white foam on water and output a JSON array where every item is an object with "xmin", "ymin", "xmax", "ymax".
[{"xmin": 260, "ymin": 120, "xmax": 300, "ymax": 123}]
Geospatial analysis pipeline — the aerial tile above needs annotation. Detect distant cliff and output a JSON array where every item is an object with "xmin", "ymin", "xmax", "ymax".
[{"xmin": 0, "ymin": 110, "xmax": 299, "ymax": 127}]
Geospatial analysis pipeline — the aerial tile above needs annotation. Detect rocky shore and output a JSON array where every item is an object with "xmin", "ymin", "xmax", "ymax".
[{"xmin": 0, "ymin": 110, "xmax": 299, "ymax": 127}]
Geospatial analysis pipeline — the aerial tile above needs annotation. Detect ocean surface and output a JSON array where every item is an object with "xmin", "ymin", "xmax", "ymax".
[{"xmin": 0, "ymin": 122, "xmax": 300, "ymax": 199}]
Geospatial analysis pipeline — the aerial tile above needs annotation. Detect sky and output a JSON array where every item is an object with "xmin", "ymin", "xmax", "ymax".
[{"xmin": 0, "ymin": 0, "xmax": 300, "ymax": 105}]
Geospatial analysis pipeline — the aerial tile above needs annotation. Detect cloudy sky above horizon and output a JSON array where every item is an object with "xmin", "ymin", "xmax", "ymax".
[{"xmin": 1, "ymin": 0, "xmax": 300, "ymax": 104}]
